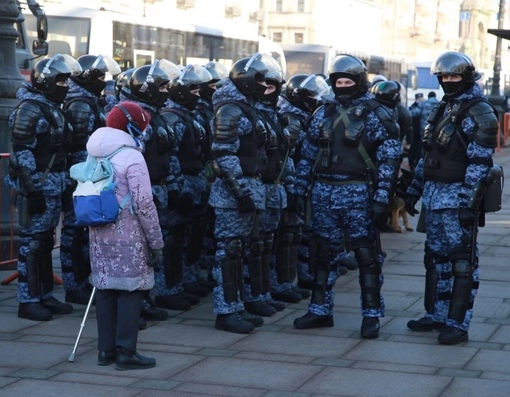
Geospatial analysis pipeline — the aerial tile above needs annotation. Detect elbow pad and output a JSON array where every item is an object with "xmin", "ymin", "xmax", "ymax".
[{"xmin": 214, "ymin": 103, "xmax": 244, "ymax": 144}]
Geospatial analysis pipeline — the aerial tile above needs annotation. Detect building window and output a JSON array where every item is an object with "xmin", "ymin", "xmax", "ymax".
[
  {"xmin": 273, "ymin": 32, "xmax": 282, "ymax": 42},
  {"xmin": 276, "ymin": 0, "xmax": 283, "ymax": 12},
  {"xmin": 297, "ymin": 0, "xmax": 305, "ymax": 12},
  {"xmin": 294, "ymin": 33, "xmax": 304, "ymax": 43}
]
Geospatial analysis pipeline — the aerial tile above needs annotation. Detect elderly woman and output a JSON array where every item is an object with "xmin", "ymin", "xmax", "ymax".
[{"xmin": 87, "ymin": 101, "xmax": 163, "ymax": 370}]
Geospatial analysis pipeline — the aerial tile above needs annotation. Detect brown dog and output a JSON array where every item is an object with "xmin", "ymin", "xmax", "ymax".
[
  {"xmin": 390, "ymin": 195, "xmax": 413, "ymax": 233},
  {"xmin": 390, "ymin": 168, "xmax": 415, "ymax": 233}
]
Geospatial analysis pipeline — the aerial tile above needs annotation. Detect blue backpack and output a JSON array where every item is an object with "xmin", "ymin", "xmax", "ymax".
[{"xmin": 70, "ymin": 146, "xmax": 133, "ymax": 226}]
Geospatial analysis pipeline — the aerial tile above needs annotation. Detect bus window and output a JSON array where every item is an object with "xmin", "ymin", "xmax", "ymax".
[
  {"xmin": 187, "ymin": 32, "xmax": 211, "ymax": 65},
  {"xmin": 134, "ymin": 50, "xmax": 154, "ymax": 67}
]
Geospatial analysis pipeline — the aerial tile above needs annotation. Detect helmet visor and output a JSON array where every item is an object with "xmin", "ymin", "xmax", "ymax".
[
  {"xmin": 92, "ymin": 54, "xmax": 121, "ymax": 75},
  {"xmin": 301, "ymin": 74, "xmax": 331, "ymax": 99}
]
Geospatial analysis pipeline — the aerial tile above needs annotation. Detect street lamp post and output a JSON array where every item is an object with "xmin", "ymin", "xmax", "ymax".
[{"xmin": 490, "ymin": 0, "xmax": 506, "ymax": 96}]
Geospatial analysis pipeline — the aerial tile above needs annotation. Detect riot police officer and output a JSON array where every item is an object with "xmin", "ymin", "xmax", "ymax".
[
  {"xmin": 157, "ymin": 64, "xmax": 213, "ymax": 303},
  {"xmin": 405, "ymin": 52, "xmax": 499, "ymax": 344},
  {"xmin": 209, "ymin": 53, "xmax": 272, "ymax": 333},
  {"xmin": 6, "ymin": 54, "xmax": 82, "ymax": 321},
  {"xmin": 292, "ymin": 54, "xmax": 401, "ymax": 338},
  {"xmin": 61, "ymin": 54, "xmax": 121, "ymax": 305}
]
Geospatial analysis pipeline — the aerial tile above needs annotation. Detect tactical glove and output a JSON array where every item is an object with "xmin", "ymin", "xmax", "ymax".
[
  {"xmin": 148, "ymin": 248, "xmax": 163, "ymax": 267},
  {"xmin": 459, "ymin": 207, "xmax": 476, "ymax": 228},
  {"xmin": 27, "ymin": 190, "xmax": 46, "ymax": 215},
  {"xmin": 237, "ymin": 194, "xmax": 256, "ymax": 214},
  {"xmin": 405, "ymin": 195, "xmax": 420, "ymax": 217},
  {"xmin": 372, "ymin": 201, "xmax": 389, "ymax": 227}
]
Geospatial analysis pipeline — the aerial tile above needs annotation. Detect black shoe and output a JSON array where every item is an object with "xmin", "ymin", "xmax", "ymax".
[
  {"xmin": 40, "ymin": 296, "xmax": 73, "ymax": 314},
  {"xmin": 215, "ymin": 312, "xmax": 254, "ymax": 334},
  {"xmin": 238, "ymin": 310, "xmax": 264, "ymax": 327},
  {"xmin": 154, "ymin": 295, "xmax": 191, "ymax": 311},
  {"xmin": 438, "ymin": 327, "xmax": 469, "ymax": 345},
  {"xmin": 141, "ymin": 305, "xmax": 169, "ymax": 321},
  {"xmin": 183, "ymin": 282, "xmax": 210, "ymax": 297},
  {"xmin": 138, "ymin": 316, "xmax": 147, "ymax": 330},
  {"xmin": 297, "ymin": 279, "xmax": 313, "ymax": 290},
  {"xmin": 360, "ymin": 317, "xmax": 380, "ymax": 339},
  {"xmin": 271, "ymin": 289, "xmax": 302, "ymax": 303},
  {"xmin": 244, "ymin": 301, "xmax": 276, "ymax": 317},
  {"xmin": 266, "ymin": 299, "xmax": 286, "ymax": 312},
  {"xmin": 115, "ymin": 351, "xmax": 156, "ymax": 371},
  {"xmin": 65, "ymin": 288, "xmax": 94, "ymax": 305},
  {"xmin": 293, "ymin": 311, "xmax": 334, "ymax": 329},
  {"xmin": 407, "ymin": 317, "xmax": 446, "ymax": 332},
  {"xmin": 175, "ymin": 291, "xmax": 201, "ymax": 305},
  {"xmin": 18, "ymin": 302, "xmax": 53, "ymax": 321},
  {"xmin": 98, "ymin": 350, "xmax": 117, "ymax": 366},
  {"xmin": 292, "ymin": 287, "xmax": 311, "ymax": 299}
]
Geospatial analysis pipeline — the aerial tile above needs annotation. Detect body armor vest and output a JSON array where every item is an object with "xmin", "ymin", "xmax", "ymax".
[
  {"xmin": 161, "ymin": 108, "xmax": 205, "ymax": 176},
  {"xmin": 315, "ymin": 101, "xmax": 381, "ymax": 178},
  {"xmin": 17, "ymin": 99, "xmax": 69, "ymax": 172},
  {"xmin": 262, "ymin": 113, "xmax": 291, "ymax": 183},
  {"xmin": 144, "ymin": 111, "xmax": 174, "ymax": 183},
  {"xmin": 216, "ymin": 101, "xmax": 268, "ymax": 177}
]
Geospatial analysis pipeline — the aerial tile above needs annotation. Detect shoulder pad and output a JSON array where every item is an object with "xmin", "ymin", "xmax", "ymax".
[
  {"xmin": 468, "ymin": 100, "xmax": 498, "ymax": 117},
  {"xmin": 65, "ymin": 98, "xmax": 95, "ymax": 114},
  {"xmin": 159, "ymin": 109, "xmax": 183, "ymax": 127},
  {"xmin": 468, "ymin": 101, "xmax": 499, "ymax": 148},
  {"xmin": 214, "ymin": 103, "xmax": 245, "ymax": 143},
  {"xmin": 11, "ymin": 100, "xmax": 46, "ymax": 145}
]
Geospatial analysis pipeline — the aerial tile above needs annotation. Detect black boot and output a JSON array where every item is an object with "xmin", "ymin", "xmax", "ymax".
[
  {"xmin": 97, "ymin": 350, "xmax": 117, "ymax": 366},
  {"xmin": 293, "ymin": 311, "xmax": 334, "ymax": 329},
  {"xmin": 115, "ymin": 350, "xmax": 156, "ymax": 371},
  {"xmin": 40, "ymin": 297, "xmax": 73, "ymax": 314},
  {"xmin": 138, "ymin": 316, "xmax": 147, "ymax": 330},
  {"xmin": 175, "ymin": 291, "xmax": 201, "ymax": 305},
  {"xmin": 438, "ymin": 326, "xmax": 468, "ymax": 345},
  {"xmin": 215, "ymin": 312, "xmax": 254, "ymax": 334},
  {"xmin": 154, "ymin": 295, "xmax": 191, "ymax": 311},
  {"xmin": 141, "ymin": 296, "xmax": 169, "ymax": 321},
  {"xmin": 360, "ymin": 317, "xmax": 380, "ymax": 339},
  {"xmin": 65, "ymin": 288, "xmax": 94, "ymax": 305},
  {"xmin": 271, "ymin": 289, "xmax": 302, "ymax": 303},
  {"xmin": 18, "ymin": 302, "xmax": 52, "ymax": 321},
  {"xmin": 244, "ymin": 301, "xmax": 276, "ymax": 317},
  {"xmin": 238, "ymin": 310, "xmax": 264, "ymax": 327},
  {"xmin": 292, "ymin": 286, "xmax": 311, "ymax": 299},
  {"xmin": 266, "ymin": 299, "xmax": 286, "ymax": 312},
  {"xmin": 183, "ymin": 282, "xmax": 210, "ymax": 297},
  {"xmin": 407, "ymin": 317, "xmax": 446, "ymax": 332}
]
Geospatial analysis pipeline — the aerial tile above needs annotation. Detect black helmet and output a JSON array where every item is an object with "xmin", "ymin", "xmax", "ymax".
[
  {"xmin": 72, "ymin": 54, "xmax": 121, "ymax": 96},
  {"xmin": 114, "ymin": 68, "xmax": 136, "ymax": 101},
  {"xmin": 200, "ymin": 61, "xmax": 229, "ymax": 101},
  {"xmin": 431, "ymin": 51, "xmax": 481, "ymax": 83},
  {"xmin": 284, "ymin": 73, "xmax": 331, "ymax": 112},
  {"xmin": 130, "ymin": 59, "xmax": 180, "ymax": 104},
  {"xmin": 229, "ymin": 52, "xmax": 269, "ymax": 96},
  {"xmin": 328, "ymin": 54, "xmax": 369, "ymax": 99},
  {"xmin": 31, "ymin": 53, "xmax": 81, "ymax": 93},
  {"xmin": 169, "ymin": 64, "xmax": 212, "ymax": 109},
  {"xmin": 31, "ymin": 53, "xmax": 82, "ymax": 102},
  {"xmin": 259, "ymin": 54, "xmax": 285, "ymax": 105},
  {"xmin": 372, "ymin": 80, "xmax": 400, "ymax": 108}
]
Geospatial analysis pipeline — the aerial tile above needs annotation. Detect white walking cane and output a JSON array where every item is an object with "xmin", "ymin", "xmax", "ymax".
[{"xmin": 68, "ymin": 287, "xmax": 96, "ymax": 362}]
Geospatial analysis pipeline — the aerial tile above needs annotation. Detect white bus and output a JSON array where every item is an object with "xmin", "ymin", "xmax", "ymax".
[
  {"xmin": 281, "ymin": 43, "xmax": 418, "ymax": 104},
  {"xmin": 22, "ymin": 4, "xmax": 286, "ymax": 75}
]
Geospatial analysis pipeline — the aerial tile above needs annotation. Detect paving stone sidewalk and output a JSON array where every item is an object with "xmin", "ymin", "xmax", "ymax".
[{"xmin": 0, "ymin": 148, "xmax": 509, "ymax": 397}]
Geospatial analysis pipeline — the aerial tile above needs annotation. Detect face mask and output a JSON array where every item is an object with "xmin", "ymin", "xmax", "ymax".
[
  {"xmin": 89, "ymin": 80, "xmax": 107, "ymax": 97},
  {"xmin": 333, "ymin": 85, "xmax": 358, "ymax": 100},
  {"xmin": 156, "ymin": 91, "xmax": 169, "ymax": 107},
  {"xmin": 46, "ymin": 85, "xmax": 69, "ymax": 103},
  {"xmin": 441, "ymin": 81, "xmax": 464, "ymax": 96},
  {"xmin": 199, "ymin": 84, "xmax": 215, "ymax": 102},
  {"xmin": 253, "ymin": 82, "xmax": 268, "ymax": 101},
  {"xmin": 184, "ymin": 94, "xmax": 199, "ymax": 110}
]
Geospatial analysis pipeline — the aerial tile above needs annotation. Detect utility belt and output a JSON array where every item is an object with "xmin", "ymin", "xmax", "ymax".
[
  {"xmin": 317, "ymin": 177, "xmax": 365, "ymax": 186},
  {"xmin": 423, "ymin": 158, "xmax": 467, "ymax": 183}
]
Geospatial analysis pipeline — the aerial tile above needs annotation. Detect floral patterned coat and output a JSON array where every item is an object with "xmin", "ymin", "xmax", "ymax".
[{"xmin": 86, "ymin": 127, "xmax": 163, "ymax": 291}]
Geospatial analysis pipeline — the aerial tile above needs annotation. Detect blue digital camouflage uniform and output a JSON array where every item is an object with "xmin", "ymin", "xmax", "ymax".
[
  {"xmin": 60, "ymin": 79, "xmax": 104, "ymax": 292},
  {"xmin": 294, "ymin": 91, "xmax": 402, "ymax": 317},
  {"xmin": 406, "ymin": 84, "xmax": 495, "ymax": 332},
  {"xmin": 208, "ymin": 78, "xmax": 266, "ymax": 315},
  {"xmin": 159, "ymin": 99, "xmax": 209, "ymax": 291},
  {"xmin": 277, "ymin": 96, "xmax": 311, "ymax": 286},
  {"xmin": 5, "ymin": 86, "xmax": 67, "ymax": 303}
]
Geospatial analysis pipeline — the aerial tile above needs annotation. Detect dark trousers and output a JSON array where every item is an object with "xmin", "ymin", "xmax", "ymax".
[{"xmin": 95, "ymin": 289, "xmax": 144, "ymax": 352}]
